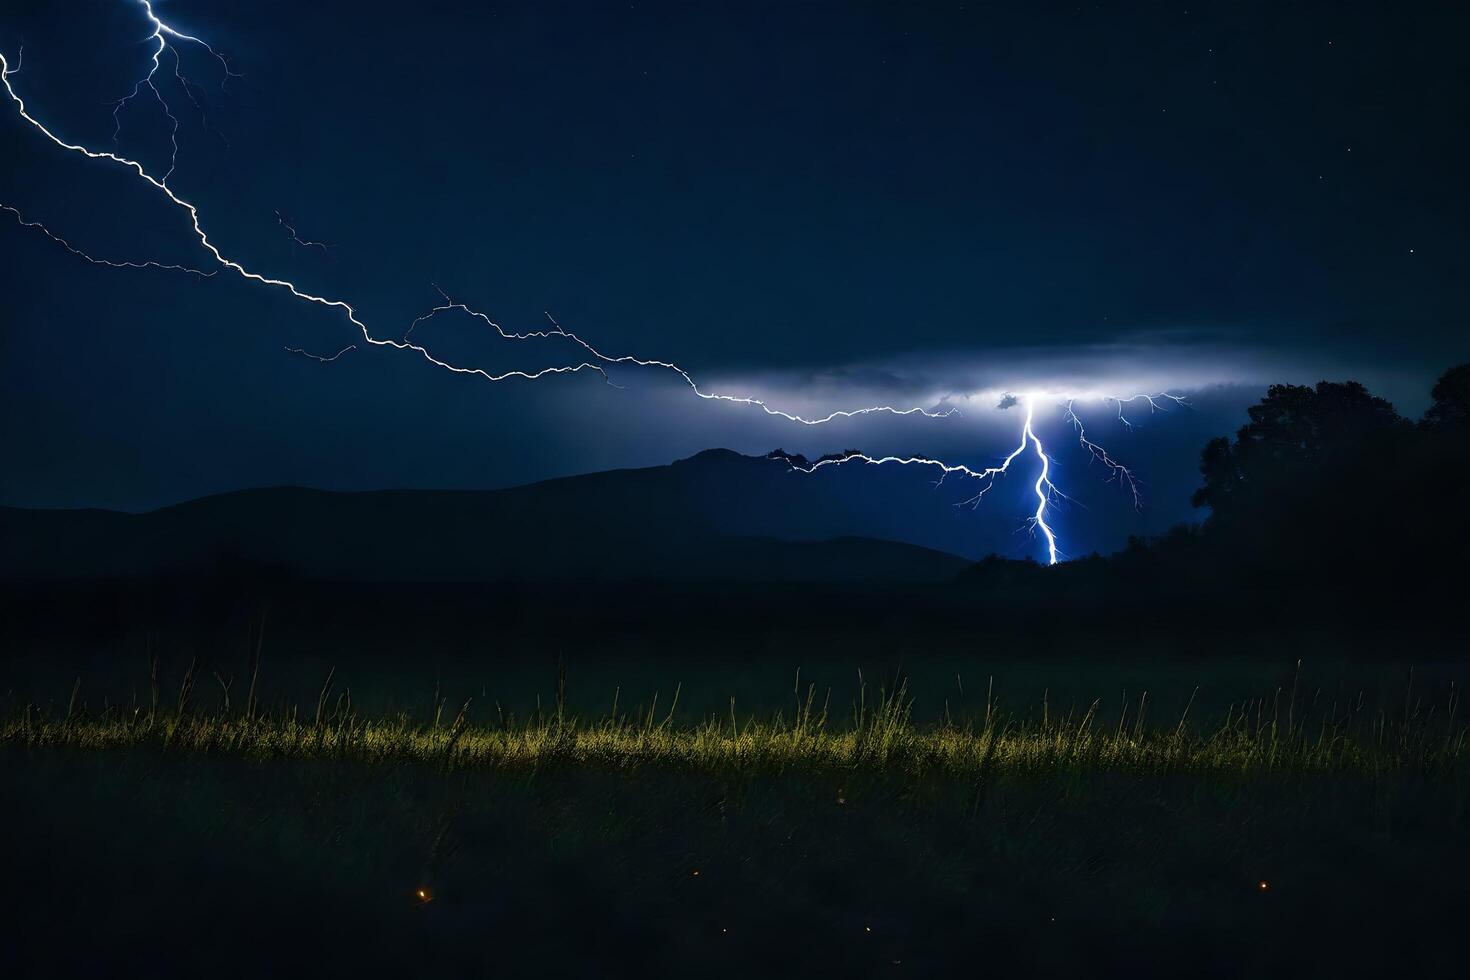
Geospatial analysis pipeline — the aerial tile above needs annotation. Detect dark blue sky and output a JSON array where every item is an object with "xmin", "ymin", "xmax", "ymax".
[{"xmin": 2, "ymin": 0, "xmax": 1466, "ymax": 560}]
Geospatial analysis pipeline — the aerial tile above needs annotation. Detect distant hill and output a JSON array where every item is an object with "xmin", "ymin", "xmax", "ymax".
[{"xmin": 0, "ymin": 450, "xmax": 973, "ymax": 584}]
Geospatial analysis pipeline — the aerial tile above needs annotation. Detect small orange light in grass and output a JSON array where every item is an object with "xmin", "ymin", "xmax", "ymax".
[
  {"xmin": 1258, "ymin": 880, "xmax": 1270, "ymax": 892},
  {"xmin": 692, "ymin": 869, "xmax": 700, "ymax": 877},
  {"xmin": 416, "ymin": 888, "xmax": 432, "ymax": 903}
]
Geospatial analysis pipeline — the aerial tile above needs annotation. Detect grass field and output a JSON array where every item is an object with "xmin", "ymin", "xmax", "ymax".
[
  {"xmin": 6, "ymin": 666, "xmax": 1466, "ymax": 777},
  {"xmin": 4, "ymin": 664, "xmax": 1468, "ymax": 975}
]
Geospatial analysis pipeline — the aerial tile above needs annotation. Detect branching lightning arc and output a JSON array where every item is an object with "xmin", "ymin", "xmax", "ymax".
[{"xmin": 0, "ymin": 1, "xmax": 1185, "ymax": 565}]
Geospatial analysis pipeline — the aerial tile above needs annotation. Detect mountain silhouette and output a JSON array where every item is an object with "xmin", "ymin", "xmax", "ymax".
[{"xmin": 0, "ymin": 449, "xmax": 973, "ymax": 584}]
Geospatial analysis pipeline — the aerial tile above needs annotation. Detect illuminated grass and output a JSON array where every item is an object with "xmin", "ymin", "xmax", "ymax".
[
  {"xmin": 3, "ymin": 675, "xmax": 1464, "ymax": 779},
  {"xmin": 6, "ymin": 671, "xmax": 1470, "ymax": 975}
]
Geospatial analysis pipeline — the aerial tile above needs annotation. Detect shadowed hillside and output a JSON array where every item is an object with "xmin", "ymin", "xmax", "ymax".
[{"xmin": 0, "ymin": 449, "xmax": 973, "ymax": 585}]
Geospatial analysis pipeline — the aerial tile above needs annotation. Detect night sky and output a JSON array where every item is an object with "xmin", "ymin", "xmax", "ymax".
[{"xmin": 2, "ymin": 1, "xmax": 1467, "ymax": 560}]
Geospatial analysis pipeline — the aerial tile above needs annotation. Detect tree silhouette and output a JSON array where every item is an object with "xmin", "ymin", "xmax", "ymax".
[
  {"xmin": 1422, "ymin": 363, "xmax": 1470, "ymax": 432},
  {"xmin": 1026, "ymin": 367, "xmax": 1469, "ymax": 616},
  {"xmin": 1192, "ymin": 381, "xmax": 1407, "ymax": 521}
]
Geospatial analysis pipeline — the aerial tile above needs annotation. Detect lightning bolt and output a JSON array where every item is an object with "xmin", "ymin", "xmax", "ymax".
[
  {"xmin": 790, "ymin": 394, "xmax": 1065, "ymax": 563},
  {"xmin": 402, "ymin": 287, "xmax": 962, "ymax": 423},
  {"xmin": 106, "ymin": 3, "xmax": 182, "ymax": 184},
  {"xmin": 1060, "ymin": 393, "xmax": 1186, "ymax": 510},
  {"xmin": 0, "ymin": 2, "xmax": 1185, "ymax": 567},
  {"xmin": 1106, "ymin": 391, "xmax": 1187, "ymax": 429},
  {"xmin": 275, "ymin": 210, "xmax": 332, "ymax": 254},
  {"xmin": 286, "ymin": 345, "xmax": 356, "ymax": 364},
  {"xmin": 0, "ymin": 9, "xmax": 955, "ymax": 418},
  {"xmin": 3, "ymin": 203, "xmax": 215, "ymax": 276},
  {"xmin": 171, "ymin": 44, "xmax": 230, "ymax": 148},
  {"xmin": 104, "ymin": 0, "xmax": 238, "ymax": 177}
]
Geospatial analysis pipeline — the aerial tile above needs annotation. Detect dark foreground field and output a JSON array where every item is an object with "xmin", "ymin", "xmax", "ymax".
[
  {"xmin": 2, "ymin": 577, "xmax": 1467, "ymax": 975},
  {"xmin": 4, "ymin": 660, "xmax": 1468, "ymax": 977}
]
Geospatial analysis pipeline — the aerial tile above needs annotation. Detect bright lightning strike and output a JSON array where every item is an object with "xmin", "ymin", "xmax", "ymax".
[
  {"xmin": 790, "ymin": 395, "xmax": 1066, "ymax": 563},
  {"xmin": 0, "ymin": 2, "xmax": 1186, "ymax": 566},
  {"xmin": 401, "ymin": 287, "xmax": 963, "ymax": 423},
  {"xmin": 0, "ymin": 11, "xmax": 954, "ymax": 415},
  {"xmin": 107, "ymin": 3, "xmax": 182, "ymax": 184},
  {"xmin": 106, "ymin": 0, "xmax": 238, "ymax": 177}
]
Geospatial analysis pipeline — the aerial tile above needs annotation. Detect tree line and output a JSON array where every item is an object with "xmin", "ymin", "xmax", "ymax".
[{"xmin": 968, "ymin": 363, "xmax": 1470, "ymax": 615}]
